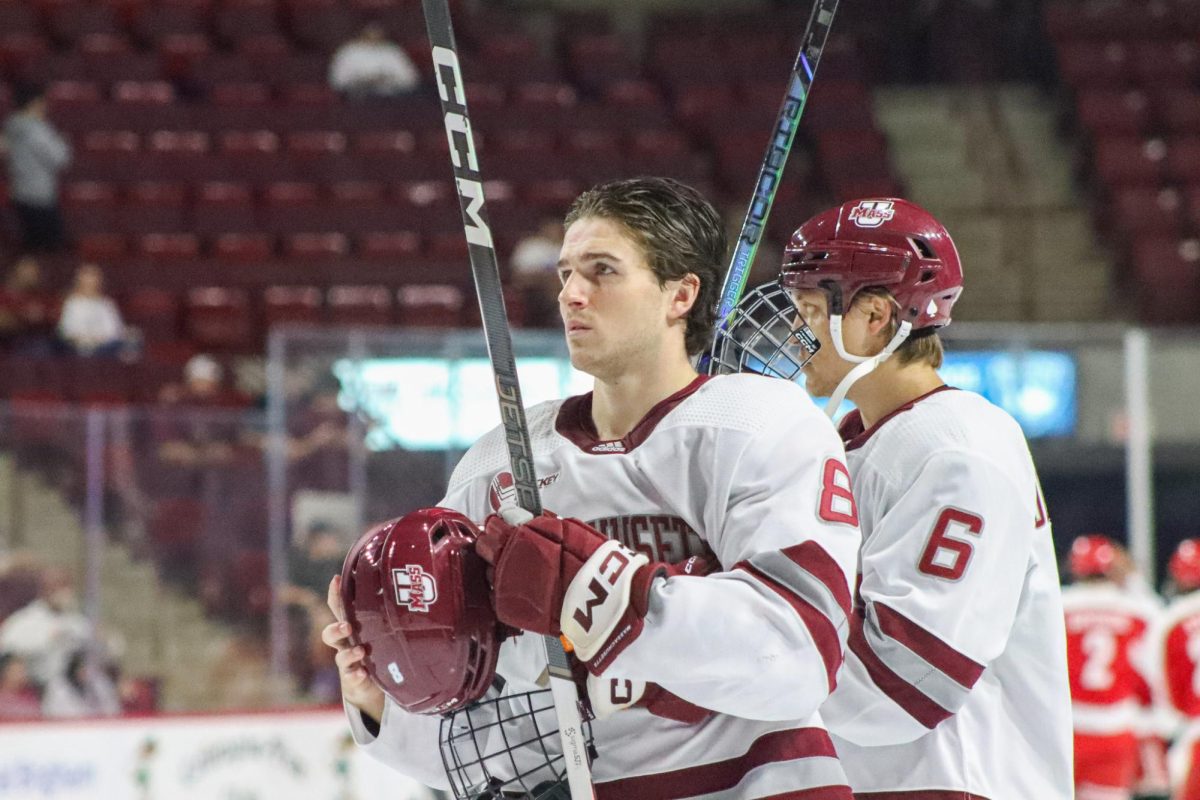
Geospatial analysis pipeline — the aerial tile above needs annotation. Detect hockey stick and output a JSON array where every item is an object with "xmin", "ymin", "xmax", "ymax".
[
  {"xmin": 704, "ymin": 0, "xmax": 840, "ymax": 366},
  {"xmin": 420, "ymin": 1, "xmax": 595, "ymax": 797}
]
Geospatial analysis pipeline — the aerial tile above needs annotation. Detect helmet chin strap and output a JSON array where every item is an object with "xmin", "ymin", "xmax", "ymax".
[{"xmin": 824, "ymin": 315, "xmax": 913, "ymax": 419}]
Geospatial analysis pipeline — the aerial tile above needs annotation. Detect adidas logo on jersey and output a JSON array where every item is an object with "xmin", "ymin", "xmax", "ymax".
[{"xmin": 590, "ymin": 441, "xmax": 626, "ymax": 454}]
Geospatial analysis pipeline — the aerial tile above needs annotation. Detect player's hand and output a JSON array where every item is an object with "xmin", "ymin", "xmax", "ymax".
[
  {"xmin": 477, "ymin": 508, "xmax": 712, "ymax": 673},
  {"xmin": 322, "ymin": 575, "xmax": 385, "ymax": 724}
]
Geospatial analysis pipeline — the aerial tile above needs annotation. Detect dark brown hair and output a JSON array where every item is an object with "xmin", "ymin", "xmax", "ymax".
[{"xmin": 564, "ymin": 177, "xmax": 727, "ymax": 355}]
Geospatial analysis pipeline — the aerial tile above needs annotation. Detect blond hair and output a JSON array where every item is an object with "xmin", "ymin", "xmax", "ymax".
[{"xmin": 853, "ymin": 288, "xmax": 944, "ymax": 368}]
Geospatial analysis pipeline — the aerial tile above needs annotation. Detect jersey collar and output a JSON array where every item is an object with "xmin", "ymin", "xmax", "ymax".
[
  {"xmin": 555, "ymin": 375, "xmax": 710, "ymax": 455},
  {"xmin": 839, "ymin": 384, "xmax": 958, "ymax": 452}
]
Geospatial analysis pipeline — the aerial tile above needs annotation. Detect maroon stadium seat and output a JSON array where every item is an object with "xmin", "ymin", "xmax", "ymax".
[
  {"xmin": 263, "ymin": 285, "xmax": 323, "ymax": 326},
  {"xmin": 122, "ymin": 288, "xmax": 182, "ymax": 343},
  {"xmin": 1110, "ymin": 188, "xmax": 1183, "ymax": 239},
  {"xmin": 284, "ymin": 232, "xmax": 350, "ymax": 261},
  {"xmin": 138, "ymin": 233, "xmax": 202, "ymax": 262},
  {"xmin": 212, "ymin": 232, "xmax": 276, "ymax": 263},
  {"xmin": 1166, "ymin": 137, "xmax": 1200, "ymax": 184},
  {"xmin": 1130, "ymin": 237, "xmax": 1200, "ymax": 322},
  {"xmin": 121, "ymin": 182, "xmax": 190, "ymax": 234},
  {"xmin": 325, "ymin": 285, "xmax": 392, "ymax": 326},
  {"xmin": 1093, "ymin": 137, "xmax": 1167, "ymax": 186},
  {"xmin": 357, "ymin": 231, "xmax": 422, "ymax": 262},
  {"xmin": 48, "ymin": 5, "xmax": 121, "ymax": 45},
  {"xmin": 1131, "ymin": 41, "xmax": 1199, "ymax": 87},
  {"xmin": 397, "ymin": 284, "xmax": 466, "ymax": 327},
  {"xmin": 1056, "ymin": 41, "xmax": 1131, "ymax": 88},
  {"xmin": 193, "ymin": 182, "xmax": 257, "ymax": 235},
  {"xmin": 185, "ymin": 287, "xmax": 256, "ymax": 351},
  {"xmin": 1076, "ymin": 90, "xmax": 1151, "ymax": 137},
  {"xmin": 77, "ymin": 233, "xmax": 130, "ymax": 262}
]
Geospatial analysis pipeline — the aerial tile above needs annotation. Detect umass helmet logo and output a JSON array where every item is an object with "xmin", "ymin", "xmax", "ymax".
[
  {"xmin": 848, "ymin": 200, "xmax": 895, "ymax": 229},
  {"xmin": 392, "ymin": 565, "xmax": 438, "ymax": 612}
]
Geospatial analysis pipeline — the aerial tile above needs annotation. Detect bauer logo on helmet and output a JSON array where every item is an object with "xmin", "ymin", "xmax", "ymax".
[
  {"xmin": 393, "ymin": 565, "xmax": 438, "ymax": 612},
  {"xmin": 848, "ymin": 200, "xmax": 896, "ymax": 228}
]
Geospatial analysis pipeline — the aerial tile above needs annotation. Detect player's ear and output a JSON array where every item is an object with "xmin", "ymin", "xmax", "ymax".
[
  {"xmin": 668, "ymin": 273, "xmax": 700, "ymax": 321},
  {"xmin": 861, "ymin": 294, "xmax": 894, "ymax": 338}
]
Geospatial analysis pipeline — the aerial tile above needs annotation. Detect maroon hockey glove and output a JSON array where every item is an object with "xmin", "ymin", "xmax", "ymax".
[{"xmin": 477, "ymin": 507, "xmax": 712, "ymax": 673}]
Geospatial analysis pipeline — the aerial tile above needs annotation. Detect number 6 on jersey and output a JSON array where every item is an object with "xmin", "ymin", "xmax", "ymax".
[{"xmin": 918, "ymin": 508, "xmax": 984, "ymax": 581}]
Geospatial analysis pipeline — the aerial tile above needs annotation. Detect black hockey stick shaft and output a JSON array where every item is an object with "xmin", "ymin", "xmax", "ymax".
[
  {"xmin": 420, "ymin": 1, "xmax": 594, "ymax": 796},
  {"xmin": 713, "ymin": 0, "xmax": 841, "ymax": 327}
]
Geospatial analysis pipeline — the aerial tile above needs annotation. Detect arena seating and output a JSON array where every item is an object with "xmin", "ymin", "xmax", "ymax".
[
  {"xmin": 0, "ymin": 0, "xmax": 894, "ymax": 373},
  {"xmin": 1047, "ymin": 0, "xmax": 1200, "ymax": 322}
]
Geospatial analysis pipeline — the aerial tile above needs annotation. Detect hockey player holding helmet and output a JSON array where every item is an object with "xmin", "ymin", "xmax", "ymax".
[
  {"xmin": 715, "ymin": 197, "xmax": 1074, "ymax": 797},
  {"xmin": 324, "ymin": 178, "xmax": 863, "ymax": 799}
]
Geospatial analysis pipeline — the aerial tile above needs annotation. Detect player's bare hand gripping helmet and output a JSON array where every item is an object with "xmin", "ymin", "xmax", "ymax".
[
  {"xmin": 711, "ymin": 198, "xmax": 964, "ymax": 415},
  {"xmin": 340, "ymin": 508, "xmax": 589, "ymax": 799}
]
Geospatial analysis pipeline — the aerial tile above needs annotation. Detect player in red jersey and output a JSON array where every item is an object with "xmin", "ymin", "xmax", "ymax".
[{"xmin": 1063, "ymin": 534, "xmax": 1161, "ymax": 800}]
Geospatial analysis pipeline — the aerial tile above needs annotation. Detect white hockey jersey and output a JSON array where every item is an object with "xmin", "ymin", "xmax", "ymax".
[
  {"xmin": 819, "ymin": 386, "xmax": 1074, "ymax": 799},
  {"xmin": 348, "ymin": 374, "xmax": 862, "ymax": 799}
]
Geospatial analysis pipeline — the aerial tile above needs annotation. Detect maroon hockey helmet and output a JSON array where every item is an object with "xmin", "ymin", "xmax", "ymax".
[
  {"xmin": 780, "ymin": 198, "xmax": 964, "ymax": 330},
  {"xmin": 340, "ymin": 508, "xmax": 502, "ymax": 715},
  {"xmin": 1171, "ymin": 539, "xmax": 1200, "ymax": 590},
  {"xmin": 1069, "ymin": 534, "xmax": 1118, "ymax": 579}
]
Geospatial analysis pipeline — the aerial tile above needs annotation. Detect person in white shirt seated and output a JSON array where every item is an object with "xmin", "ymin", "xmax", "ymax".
[
  {"xmin": 58, "ymin": 263, "xmax": 130, "ymax": 358},
  {"xmin": 329, "ymin": 22, "xmax": 420, "ymax": 99}
]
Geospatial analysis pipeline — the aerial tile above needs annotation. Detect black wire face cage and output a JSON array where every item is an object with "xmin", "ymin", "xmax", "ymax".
[
  {"xmin": 707, "ymin": 281, "xmax": 821, "ymax": 379},
  {"xmin": 439, "ymin": 687, "xmax": 595, "ymax": 800}
]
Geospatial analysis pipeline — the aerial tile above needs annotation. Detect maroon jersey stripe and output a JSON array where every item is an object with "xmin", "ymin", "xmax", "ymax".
[
  {"xmin": 782, "ymin": 541, "xmax": 853, "ymax": 616},
  {"xmin": 873, "ymin": 602, "xmax": 984, "ymax": 690},
  {"xmin": 847, "ymin": 613, "xmax": 954, "ymax": 729},
  {"xmin": 855, "ymin": 792, "xmax": 990, "ymax": 799},
  {"xmin": 739, "ymin": 563, "xmax": 845, "ymax": 691},
  {"xmin": 595, "ymin": 728, "xmax": 842, "ymax": 800}
]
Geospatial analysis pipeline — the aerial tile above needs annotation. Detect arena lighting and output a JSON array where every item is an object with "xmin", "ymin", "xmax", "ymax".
[{"xmin": 333, "ymin": 350, "xmax": 1076, "ymax": 451}]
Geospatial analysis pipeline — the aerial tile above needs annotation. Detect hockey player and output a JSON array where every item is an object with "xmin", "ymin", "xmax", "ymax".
[
  {"xmin": 723, "ymin": 198, "xmax": 1073, "ymax": 798},
  {"xmin": 1062, "ymin": 534, "xmax": 1162, "ymax": 800},
  {"xmin": 1151, "ymin": 538, "xmax": 1200, "ymax": 799},
  {"xmin": 323, "ymin": 177, "xmax": 862, "ymax": 798}
]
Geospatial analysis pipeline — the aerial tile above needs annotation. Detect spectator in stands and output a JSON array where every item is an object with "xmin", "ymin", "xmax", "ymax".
[
  {"xmin": 0, "ymin": 653, "xmax": 40, "ymax": 719},
  {"xmin": 0, "ymin": 552, "xmax": 43, "ymax": 622},
  {"xmin": 280, "ymin": 520, "xmax": 349, "ymax": 699},
  {"xmin": 156, "ymin": 354, "xmax": 248, "ymax": 466},
  {"xmin": 0, "ymin": 568, "xmax": 92, "ymax": 687},
  {"xmin": 0, "ymin": 256, "xmax": 59, "ymax": 356},
  {"xmin": 41, "ymin": 648, "xmax": 121, "ymax": 719},
  {"xmin": 58, "ymin": 263, "xmax": 133, "ymax": 358},
  {"xmin": 2, "ymin": 83, "xmax": 72, "ymax": 252},
  {"xmin": 510, "ymin": 219, "xmax": 565, "ymax": 328},
  {"xmin": 329, "ymin": 22, "xmax": 420, "ymax": 99}
]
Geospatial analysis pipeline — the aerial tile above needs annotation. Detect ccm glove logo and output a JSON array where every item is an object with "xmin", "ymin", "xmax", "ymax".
[
  {"xmin": 562, "ymin": 540, "xmax": 649, "ymax": 663},
  {"xmin": 572, "ymin": 547, "xmax": 637, "ymax": 632}
]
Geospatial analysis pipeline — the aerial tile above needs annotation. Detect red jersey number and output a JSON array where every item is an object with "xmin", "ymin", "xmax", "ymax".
[
  {"xmin": 917, "ymin": 507, "xmax": 984, "ymax": 581},
  {"xmin": 818, "ymin": 459, "xmax": 859, "ymax": 526}
]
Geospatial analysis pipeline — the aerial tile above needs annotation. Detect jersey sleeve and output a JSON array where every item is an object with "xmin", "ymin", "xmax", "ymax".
[
  {"xmin": 346, "ymin": 699, "xmax": 451, "ymax": 790},
  {"xmin": 821, "ymin": 448, "xmax": 1032, "ymax": 746},
  {"xmin": 610, "ymin": 403, "xmax": 861, "ymax": 722}
]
